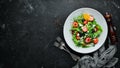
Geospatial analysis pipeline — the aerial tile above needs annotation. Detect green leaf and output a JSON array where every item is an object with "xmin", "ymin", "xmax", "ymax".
[
  {"xmin": 82, "ymin": 45, "xmax": 91, "ymax": 48},
  {"xmin": 71, "ymin": 28, "xmax": 80, "ymax": 32},
  {"xmin": 72, "ymin": 37, "xmax": 80, "ymax": 46},
  {"xmin": 93, "ymin": 30, "xmax": 102, "ymax": 38}
]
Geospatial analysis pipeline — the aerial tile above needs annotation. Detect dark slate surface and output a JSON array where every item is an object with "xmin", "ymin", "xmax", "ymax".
[{"xmin": 0, "ymin": 0, "xmax": 120, "ymax": 68}]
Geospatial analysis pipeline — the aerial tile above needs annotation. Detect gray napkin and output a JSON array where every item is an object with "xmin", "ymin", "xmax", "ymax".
[{"xmin": 72, "ymin": 45, "xmax": 118, "ymax": 68}]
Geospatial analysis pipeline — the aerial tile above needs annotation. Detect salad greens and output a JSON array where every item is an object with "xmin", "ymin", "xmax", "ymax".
[{"xmin": 71, "ymin": 13, "xmax": 102, "ymax": 48}]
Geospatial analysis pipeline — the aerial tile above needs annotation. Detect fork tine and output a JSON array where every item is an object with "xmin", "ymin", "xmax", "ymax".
[
  {"xmin": 60, "ymin": 42, "xmax": 65, "ymax": 46},
  {"xmin": 54, "ymin": 41, "xmax": 60, "ymax": 47},
  {"xmin": 56, "ymin": 36, "xmax": 62, "ymax": 42}
]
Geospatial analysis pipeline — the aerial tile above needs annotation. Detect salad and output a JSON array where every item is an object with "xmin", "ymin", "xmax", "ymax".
[{"xmin": 71, "ymin": 13, "xmax": 102, "ymax": 48}]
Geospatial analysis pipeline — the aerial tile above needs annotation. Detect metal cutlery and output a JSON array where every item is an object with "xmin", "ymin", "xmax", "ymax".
[{"xmin": 54, "ymin": 36, "xmax": 80, "ymax": 61}]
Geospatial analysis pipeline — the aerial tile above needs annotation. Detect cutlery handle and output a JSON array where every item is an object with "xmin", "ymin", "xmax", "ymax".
[
  {"xmin": 104, "ymin": 12, "xmax": 118, "ymax": 45},
  {"xmin": 62, "ymin": 46, "xmax": 80, "ymax": 61}
]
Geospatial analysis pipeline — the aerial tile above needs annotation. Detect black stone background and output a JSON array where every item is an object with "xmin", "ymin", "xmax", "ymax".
[{"xmin": 0, "ymin": 0, "xmax": 120, "ymax": 68}]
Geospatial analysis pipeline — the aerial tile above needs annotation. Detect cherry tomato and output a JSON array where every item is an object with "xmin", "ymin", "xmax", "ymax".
[
  {"xmin": 89, "ymin": 16, "xmax": 94, "ymax": 21},
  {"xmin": 85, "ymin": 37, "xmax": 91, "ymax": 43},
  {"xmin": 93, "ymin": 38, "xmax": 98, "ymax": 44},
  {"xmin": 73, "ymin": 22, "xmax": 78, "ymax": 28},
  {"xmin": 76, "ymin": 36, "xmax": 80, "ymax": 40},
  {"xmin": 82, "ymin": 26, "xmax": 88, "ymax": 32},
  {"xmin": 83, "ymin": 20, "xmax": 88, "ymax": 25}
]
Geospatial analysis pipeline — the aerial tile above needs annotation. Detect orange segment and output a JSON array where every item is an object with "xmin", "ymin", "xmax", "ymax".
[{"xmin": 83, "ymin": 13, "xmax": 90, "ymax": 21}]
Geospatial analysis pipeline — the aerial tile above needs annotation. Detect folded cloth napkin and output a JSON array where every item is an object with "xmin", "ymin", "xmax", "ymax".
[{"xmin": 72, "ymin": 45, "xmax": 118, "ymax": 68}]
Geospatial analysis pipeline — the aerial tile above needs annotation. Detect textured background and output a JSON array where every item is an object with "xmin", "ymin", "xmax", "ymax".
[{"xmin": 0, "ymin": 0, "xmax": 120, "ymax": 68}]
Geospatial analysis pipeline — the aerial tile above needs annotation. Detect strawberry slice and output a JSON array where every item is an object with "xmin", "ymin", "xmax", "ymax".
[
  {"xmin": 82, "ymin": 26, "xmax": 88, "ymax": 32},
  {"xmin": 83, "ymin": 20, "xmax": 88, "ymax": 25},
  {"xmin": 89, "ymin": 16, "xmax": 94, "ymax": 21}
]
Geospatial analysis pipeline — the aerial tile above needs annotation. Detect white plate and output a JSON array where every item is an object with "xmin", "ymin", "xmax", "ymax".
[{"xmin": 63, "ymin": 8, "xmax": 108, "ymax": 54}]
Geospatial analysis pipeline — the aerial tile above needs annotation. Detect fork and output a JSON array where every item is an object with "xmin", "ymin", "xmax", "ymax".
[{"xmin": 54, "ymin": 37, "xmax": 80, "ymax": 61}]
